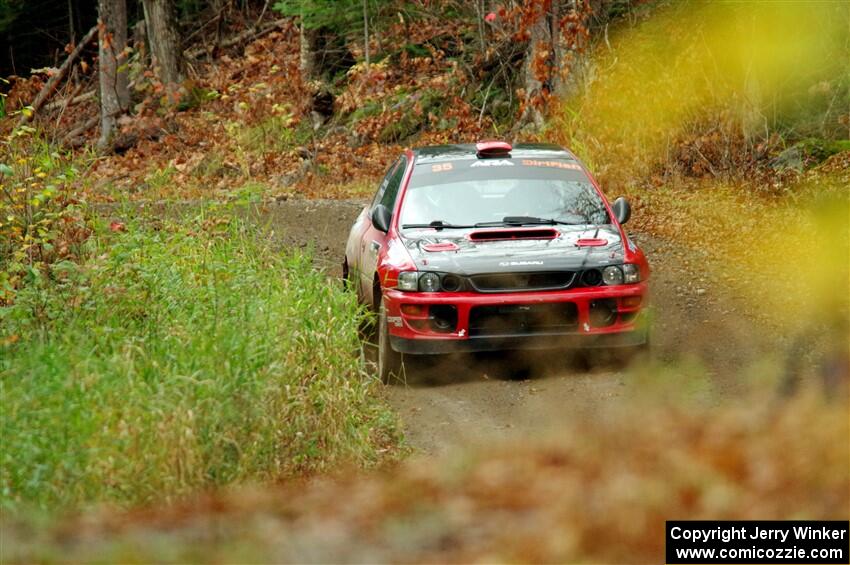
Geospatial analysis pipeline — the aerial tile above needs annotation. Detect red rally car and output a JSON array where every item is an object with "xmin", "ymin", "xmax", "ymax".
[{"xmin": 344, "ymin": 141, "xmax": 650, "ymax": 381}]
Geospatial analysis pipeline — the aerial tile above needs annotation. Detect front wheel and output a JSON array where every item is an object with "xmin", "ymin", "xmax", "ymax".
[
  {"xmin": 377, "ymin": 301, "xmax": 403, "ymax": 384},
  {"xmin": 342, "ymin": 259, "xmax": 352, "ymax": 291}
]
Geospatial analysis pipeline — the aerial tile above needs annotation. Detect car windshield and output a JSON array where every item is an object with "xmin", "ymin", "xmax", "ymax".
[{"xmin": 400, "ymin": 176, "xmax": 610, "ymax": 230}]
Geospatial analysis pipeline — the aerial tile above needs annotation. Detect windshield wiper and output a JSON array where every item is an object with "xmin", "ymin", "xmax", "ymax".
[
  {"xmin": 403, "ymin": 217, "xmax": 586, "ymax": 231},
  {"xmin": 402, "ymin": 220, "xmax": 476, "ymax": 231},
  {"xmin": 474, "ymin": 216, "xmax": 584, "ymax": 227}
]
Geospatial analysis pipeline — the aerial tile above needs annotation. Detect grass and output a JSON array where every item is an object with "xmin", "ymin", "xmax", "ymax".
[
  {"xmin": 0, "ymin": 208, "xmax": 402, "ymax": 511},
  {"xmin": 232, "ymin": 115, "xmax": 312, "ymax": 155},
  {"xmin": 142, "ymin": 164, "xmax": 177, "ymax": 196}
]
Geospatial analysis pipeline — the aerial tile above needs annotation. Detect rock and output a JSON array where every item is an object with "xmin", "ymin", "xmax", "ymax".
[
  {"xmin": 277, "ymin": 159, "xmax": 312, "ymax": 187},
  {"xmin": 769, "ymin": 146, "xmax": 803, "ymax": 172},
  {"xmin": 310, "ymin": 111, "xmax": 327, "ymax": 131},
  {"xmin": 347, "ymin": 131, "xmax": 365, "ymax": 148},
  {"xmin": 769, "ymin": 139, "xmax": 850, "ymax": 172}
]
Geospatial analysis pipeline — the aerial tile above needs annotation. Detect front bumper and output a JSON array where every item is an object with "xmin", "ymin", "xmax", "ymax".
[
  {"xmin": 383, "ymin": 282, "xmax": 648, "ymax": 355},
  {"xmin": 390, "ymin": 328, "xmax": 647, "ymax": 354}
]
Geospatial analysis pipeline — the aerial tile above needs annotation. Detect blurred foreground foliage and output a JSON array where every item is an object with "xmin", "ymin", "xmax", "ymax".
[
  {"xmin": 631, "ymin": 161, "xmax": 849, "ymax": 331},
  {"xmin": 553, "ymin": 0, "xmax": 850, "ymax": 188},
  {"xmin": 3, "ymin": 380, "xmax": 846, "ymax": 563}
]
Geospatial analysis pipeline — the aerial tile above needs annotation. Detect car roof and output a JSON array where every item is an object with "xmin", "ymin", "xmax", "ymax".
[{"xmin": 412, "ymin": 143, "xmax": 578, "ymax": 164}]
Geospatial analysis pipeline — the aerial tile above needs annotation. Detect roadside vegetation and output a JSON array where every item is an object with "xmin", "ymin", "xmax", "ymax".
[
  {"xmin": 1, "ymin": 0, "xmax": 847, "ymax": 561},
  {"xmin": 1, "ymin": 203, "xmax": 401, "ymax": 511},
  {"xmin": 1, "ymin": 130, "xmax": 90, "ymax": 304}
]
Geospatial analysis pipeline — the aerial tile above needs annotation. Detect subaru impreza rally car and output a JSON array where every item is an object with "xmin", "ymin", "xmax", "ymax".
[{"xmin": 343, "ymin": 141, "xmax": 650, "ymax": 381}]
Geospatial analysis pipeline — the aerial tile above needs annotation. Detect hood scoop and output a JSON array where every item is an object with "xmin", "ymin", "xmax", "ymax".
[
  {"xmin": 575, "ymin": 238, "xmax": 608, "ymax": 247},
  {"xmin": 422, "ymin": 242, "xmax": 460, "ymax": 252},
  {"xmin": 468, "ymin": 228, "xmax": 558, "ymax": 242}
]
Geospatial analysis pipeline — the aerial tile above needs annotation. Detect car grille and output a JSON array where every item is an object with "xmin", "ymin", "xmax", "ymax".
[
  {"xmin": 468, "ymin": 271, "xmax": 576, "ymax": 293},
  {"xmin": 468, "ymin": 303, "xmax": 579, "ymax": 337}
]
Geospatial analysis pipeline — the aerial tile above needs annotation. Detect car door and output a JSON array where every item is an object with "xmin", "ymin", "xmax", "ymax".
[
  {"xmin": 348, "ymin": 158, "xmax": 397, "ymax": 300},
  {"xmin": 360, "ymin": 155, "xmax": 407, "ymax": 305}
]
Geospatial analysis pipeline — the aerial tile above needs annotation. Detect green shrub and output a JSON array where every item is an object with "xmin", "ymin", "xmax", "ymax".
[
  {"xmin": 0, "ymin": 211, "xmax": 401, "ymax": 511},
  {"xmin": 378, "ymin": 89, "xmax": 445, "ymax": 143},
  {"xmin": 0, "ymin": 129, "xmax": 89, "ymax": 305},
  {"xmin": 233, "ymin": 115, "xmax": 311, "ymax": 155},
  {"xmin": 349, "ymin": 99, "xmax": 384, "ymax": 124}
]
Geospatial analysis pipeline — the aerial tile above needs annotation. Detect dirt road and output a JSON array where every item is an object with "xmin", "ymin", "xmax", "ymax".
[{"xmin": 259, "ymin": 198, "xmax": 769, "ymax": 455}]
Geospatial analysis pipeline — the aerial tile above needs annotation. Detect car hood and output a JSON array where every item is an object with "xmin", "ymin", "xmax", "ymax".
[{"xmin": 401, "ymin": 225, "xmax": 626, "ymax": 275}]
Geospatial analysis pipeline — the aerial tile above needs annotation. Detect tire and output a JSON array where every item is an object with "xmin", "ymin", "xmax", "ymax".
[
  {"xmin": 342, "ymin": 259, "xmax": 351, "ymax": 291},
  {"xmin": 377, "ymin": 300, "xmax": 403, "ymax": 384}
]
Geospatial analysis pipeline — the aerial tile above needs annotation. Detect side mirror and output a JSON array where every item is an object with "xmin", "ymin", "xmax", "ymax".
[
  {"xmin": 611, "ymin": 197, "xmax": 631, "ymax": 225},
  {"xmin": 371, "ymin": 204, "xmax": 392, "ymax": 233}
]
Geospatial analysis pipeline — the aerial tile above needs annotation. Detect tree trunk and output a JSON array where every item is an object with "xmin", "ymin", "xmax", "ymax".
[
  {"xmin": 142, "ymin": 0, "xmax": 183, "ymax": 89},
  {"xmin": 68, "ymin": 0, "xmax": 76, "ymax": 44},
  {"xmin": 97, "ymin": 0, "xmax": 129, "ymax": 151},
  {"xmin": 362, "ymin": 0, "xmax": 370, "ymax": 69},
  {"xmin": 518, "ymin": 0, "xmax": 589, "ymax": 131},
  {"xmin": 299, "ymin": 19, "xmax": 317, "ymax": 81},
  {"xmin": 519, "ymin": 0, "xmax": 556, "ymax": 129},
  {"xmin": 297, "ymin": 9, "xmax": 353, "ymax": 83},
  {"xmin": 553, "ymin": 0, "xmax": 589, "ymax": 102},
  {"xmin": 130, "ymin": 19, "xmax": 148, "ymax": 73}
]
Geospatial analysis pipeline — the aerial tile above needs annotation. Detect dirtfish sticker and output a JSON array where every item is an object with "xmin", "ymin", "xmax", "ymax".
[{"xmin": 522, "ymin": 159, "xmax": 582, "ymax": 171}]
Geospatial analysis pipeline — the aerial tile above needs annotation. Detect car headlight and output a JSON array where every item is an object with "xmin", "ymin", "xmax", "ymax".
[
  {"xmin": 397, "ymin": 271, "xmax": 419, "ymax": 291},
  {"xmin": 418, "ymin": 272, "xmax": 441, "ymax": 292},
  {"xmin": 622, "ymin": 263, "xmax": 640, "ymax": 284},
  {"xmin": 396, "ymin": 271, "xmax": 460, "ymax": 292},
  {"xmin": 602, "ymin": 265, "xmax": 624, "ymax": 286}
]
